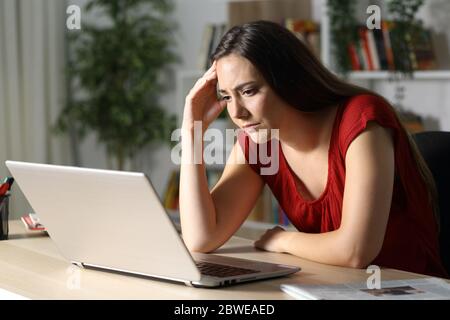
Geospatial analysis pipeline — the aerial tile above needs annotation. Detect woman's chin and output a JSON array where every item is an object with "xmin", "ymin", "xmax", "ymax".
[{"xmin": 247, "ymin": 129, "xmax": 270, "ymax": 144}]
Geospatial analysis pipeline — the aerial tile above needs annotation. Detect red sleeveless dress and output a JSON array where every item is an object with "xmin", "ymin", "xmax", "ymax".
[{"xmin": 238, "ymin": 94, "xmax": 447, "ymax": 278}]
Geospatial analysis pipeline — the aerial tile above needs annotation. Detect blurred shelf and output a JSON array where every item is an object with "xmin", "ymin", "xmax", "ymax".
[{"xmin": 348, "ymin": 70, "xmax": 450, "ymax": 80}]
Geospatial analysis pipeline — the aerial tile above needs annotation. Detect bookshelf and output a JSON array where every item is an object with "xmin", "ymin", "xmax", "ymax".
[
  {"xmin": 227, "ymin": 0, "xmax": 312, "ymax": 28},
  {"xmin": 320, "ymin": 0, "xmax": 450, "ymax": 79},
  {"xmin": 320, "ymin": 0, "xmax": 450, "ymax": 134},
  {"xmin": 348, "ymin": 70, "xmax": 450, "ymax": 80}
]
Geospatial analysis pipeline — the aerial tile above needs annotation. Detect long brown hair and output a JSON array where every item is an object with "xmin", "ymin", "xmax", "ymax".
[{"xmin": 212, "ymin": 20, "xmax": 439, "ymax": 228}]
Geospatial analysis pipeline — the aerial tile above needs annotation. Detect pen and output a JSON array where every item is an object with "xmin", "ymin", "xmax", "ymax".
[
  {"xmin": 0, "ymin": 177, "xmax": 13, "ymax": 196},
  {"xmin": 0, "ymin": 183, "xmax": 9, "ymax": 196}
]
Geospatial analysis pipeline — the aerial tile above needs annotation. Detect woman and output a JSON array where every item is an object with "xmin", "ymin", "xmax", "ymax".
[{"xmin": 179, "ymin": 20, "xmax": 447, "ymax": 278}]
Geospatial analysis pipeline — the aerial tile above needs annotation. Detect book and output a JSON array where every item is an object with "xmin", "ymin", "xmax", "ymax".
[
  {"xmin": 281, "ymin": 277, "xmax": 450, "ymax": 300},
  {"xmin": 163, "ymin": 170, "xmax": 180, "ymax": 210},
  {"xmin": 359, "ymin": 27, "xmax": 374, "ymax": 71},
  {"xmin": 247, "ymin": 186, "xmax": 271, "ymax": 223},
  {"xmin": 373, "ymin": 28, "xmax": 389, "ymax": 70},
  {"xmin": 356, "ymin": 40, "xmax": 368, "ymax": 71},
  {"xmin": 398, "ymin": 110, "xmax": 425, "ymax": 133},
  {"xmin": 197, "ymin": 24, "xmax": 215, "ymax": 71},
  {"xmin": 348, "ymin": 44, "xmax": 361, "ymax": 71},
  {"xmin": 284, "ymin": 19, "xmax": 321, "ymax": 59},
  {"xmin": 200, "ymin": 23, "xmax": 227, "ymax": 71},
  {"xmin": 381, "ymin": 21, "xmax": 396, "ymax": 70},
  {"xmin": 21, "ymin": 213, "xmax": 46, "ymax": 231},
  {"xmin": 431, "ymin": 31, "xmax": 450, "ymax": 69},
  {"xmin": 412, "ymin": 27, "xmax": 438, "ymax": 70},
  {"xmin": 367, "ymin": 30, "xmax": 380, "ymax": 70},
  {"xmin": 406, "ymin": 32, "xmax": 419, "ymax": 71}
]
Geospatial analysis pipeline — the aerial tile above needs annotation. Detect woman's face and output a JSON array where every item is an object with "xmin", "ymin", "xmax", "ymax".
[{"xmin": 216, "ymin": 54, "xmax": 288, "ymax": 143}]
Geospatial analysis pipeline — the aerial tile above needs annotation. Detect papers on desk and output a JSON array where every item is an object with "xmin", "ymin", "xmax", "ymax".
[
  {"xmin": 281, "ymin": 277, "xmax": 450, "ymax": 300},
  {"xmin": 0, "ymin": 288, "xmax": 30, "ymax": 300}
]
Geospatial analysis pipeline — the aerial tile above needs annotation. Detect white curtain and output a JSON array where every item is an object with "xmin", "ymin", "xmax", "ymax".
[{"xmin": 0, "ymin": 0, "xmax": 70, "ymax": 219}]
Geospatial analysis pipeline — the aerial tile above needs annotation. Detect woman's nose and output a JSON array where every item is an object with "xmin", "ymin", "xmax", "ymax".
[{"xmin": 228, "ymin": 98, "xmax": 249, "ymax": 120}]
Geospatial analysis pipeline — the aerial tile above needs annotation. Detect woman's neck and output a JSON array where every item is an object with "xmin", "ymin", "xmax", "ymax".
[{"xmin": 278, "ymin": 105, "xmax": 338, "ymax": 153}]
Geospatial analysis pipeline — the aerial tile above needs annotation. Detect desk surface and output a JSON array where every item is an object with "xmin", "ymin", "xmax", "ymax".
[{"xmin": 0, "ymin": 221, "xmax": 434, "ymax": 300}]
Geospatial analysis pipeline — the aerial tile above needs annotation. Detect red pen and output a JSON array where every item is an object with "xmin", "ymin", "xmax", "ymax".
[{"xmin": 0, "ymin": 182, "xmax": 9, "ymax": 196}]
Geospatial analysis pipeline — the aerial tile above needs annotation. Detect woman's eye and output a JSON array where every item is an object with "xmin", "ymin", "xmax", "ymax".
[
  {"xmin": 221, "ymin": 96, "xmax": 231, "ymax": 102},
  {"xmin": 242, "ymin": 89, "xmax": 256, "ymax": 96}
]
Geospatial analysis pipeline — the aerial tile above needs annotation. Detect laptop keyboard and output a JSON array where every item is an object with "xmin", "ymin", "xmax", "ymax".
[{"xmin": 195, "ymin": 261, "xmax": 260, "ymax": 278}]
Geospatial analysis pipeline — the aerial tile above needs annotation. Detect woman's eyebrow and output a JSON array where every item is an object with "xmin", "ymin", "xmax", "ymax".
[{"xmin": 218, "ymin": 81, "xmax": 257, "ymax": 94}]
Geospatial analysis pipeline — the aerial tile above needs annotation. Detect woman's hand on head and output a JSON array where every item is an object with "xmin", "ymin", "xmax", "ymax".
[
  {"xmin": 254, "ymin": 226, "xmax": 288, "ymax": 253},
  {"xmin": 182, "ymin": 61, "xmax": 227, "ymax": 131}
]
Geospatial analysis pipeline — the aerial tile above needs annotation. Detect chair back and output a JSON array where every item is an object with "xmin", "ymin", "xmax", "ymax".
[{"xmin": 412, "ymin": 131, "xmax": 450, "ymax": 275}]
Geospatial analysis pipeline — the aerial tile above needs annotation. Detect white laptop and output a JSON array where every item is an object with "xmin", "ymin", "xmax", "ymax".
[{"xmin": 6, "ymin": 161, "xmax": 300, "ymax": 288}]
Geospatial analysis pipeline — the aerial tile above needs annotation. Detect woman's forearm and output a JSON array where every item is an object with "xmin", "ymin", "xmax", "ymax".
[
  {"xmin": 280, "ymin": 230, "xmax": 371, "ymax": 268},
  {"xmin": 254, "ymin": 226, "xmax": 370, "ymax": 268},
  {"xmin": 179, "ymin": 126, "xmax": 217, "ymax": 252}
]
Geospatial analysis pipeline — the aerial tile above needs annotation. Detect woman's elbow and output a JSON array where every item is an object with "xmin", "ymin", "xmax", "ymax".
[
  {"xmin": 185, "ymin": 242, "xmax": 215, "ymax": 254},
  {"xmin": 343, "ymin": 243, "xmax": 382, "ymax": 269},
  {"xmin": 183, "ymin": 235, "xmax": 222, "ymax": 253},
  {"xmin": 346, "ymin": 254, "xmax": 372, "ymax": 269}
]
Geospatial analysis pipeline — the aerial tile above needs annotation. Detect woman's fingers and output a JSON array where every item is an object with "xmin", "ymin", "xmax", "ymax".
[
  {"xmin": 202, "ymin": 61, "xmax": 217, "ymax": 79},
  {"xmin": 203, "ymin": 64, "xmax": 218, "ymax": 81},
  {"xmin": 196, "ymin": 63, "xmax": 217, "ymax": 84},
  {"xmin": 184, "ymin": 61, "xmax": 220, "ymax": 120},
  {"xmin": 205, "ymin": 60, "xmax": 216, "ymax": 74}
]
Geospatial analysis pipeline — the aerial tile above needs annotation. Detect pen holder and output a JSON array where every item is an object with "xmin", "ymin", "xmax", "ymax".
[{"xmin": 0, "ymin": 194, "xmax": 10, "ymax": 240}]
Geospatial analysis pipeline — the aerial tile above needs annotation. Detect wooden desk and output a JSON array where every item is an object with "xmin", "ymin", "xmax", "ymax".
[{"xmin": 0, "ymin": 221, "xmax": 432, "ymax": 300}]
